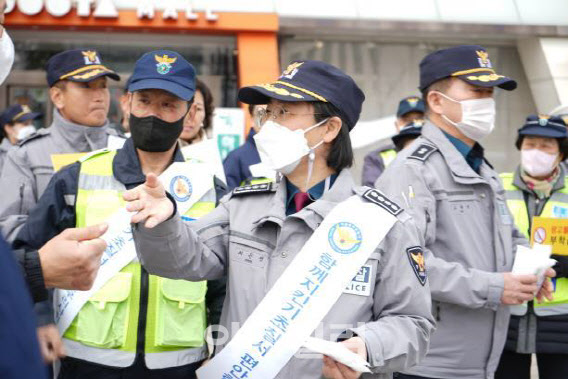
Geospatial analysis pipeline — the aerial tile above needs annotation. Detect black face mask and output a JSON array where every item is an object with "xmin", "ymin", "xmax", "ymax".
[{"xmin": 129, "ymin": 113, "xmax": 185, "ymax": 152}]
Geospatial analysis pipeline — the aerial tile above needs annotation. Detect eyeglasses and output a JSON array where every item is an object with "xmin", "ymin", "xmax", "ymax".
[{"xmin": 256, "ymin": 105, "xmax": 325, "ymax": 126}]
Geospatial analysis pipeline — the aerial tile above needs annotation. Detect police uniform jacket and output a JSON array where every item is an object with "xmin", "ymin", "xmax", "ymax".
[
  {"xmin": 0, "ymin": 109, "xmax": 124, "ymax": 242},
  {"xmin": 376, "ymin": 121, "xmax": 527, "ymax": 379},
  {"xmin": 0, "ymin": 138, "xmax": 12, "ymax": 174},
  {"xmin": 132, "ymin": 168, "xmax": 435, "ymax": 379}
]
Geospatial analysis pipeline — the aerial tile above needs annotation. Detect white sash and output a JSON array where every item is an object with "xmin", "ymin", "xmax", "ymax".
[
  {"xmin": 54, "ymin": 161, "xmax": 213, "ymax": 335},
  {"xmin": 197, "ymin": 195, "xmax": 397, "ymax": 379}
]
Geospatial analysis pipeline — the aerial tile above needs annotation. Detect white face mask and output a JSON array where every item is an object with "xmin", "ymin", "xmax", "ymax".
[
  {"xmin": 521, "ymin": 149, "xmax": 559, "ymax": 177},
  {"xmin": 0, "ymin": 31, "xmax": 15, "ymax": 86},
  {"xmin": 437, "ymin": 92, "xmax": 496, "ymax": 141},
  {"xmin": 16, "ymin": 126, "xmax": 36, "ymax": 141},
  {"xmin": 253, "ymin": 118, "xmax": 327, "ymax": 175}
]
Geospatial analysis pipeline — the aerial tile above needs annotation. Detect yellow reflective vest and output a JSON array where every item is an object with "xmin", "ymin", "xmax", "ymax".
[
  {"xmin": 501, "ymin": 172, "xmax": 568, "ymax": 316},
  {"xmin": 379, "ymin": 149, "xmax": 397, "ymax": 168},
  {"xmin": 62, "ymin": 149, "xmax": 215, "ymax": 368}
]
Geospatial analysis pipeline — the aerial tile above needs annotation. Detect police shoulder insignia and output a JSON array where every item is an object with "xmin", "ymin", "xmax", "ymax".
[
  {"xmin": 407, "ymin": 246, "xmax": 427, "ymax": 286},
  {"xmin": 232, "ymin": 182, "xmax": 273, "ymax": 196},
  {"xmin": 408, "ymin": 143, "xmax": 437, "ymax": 162},
  {"xmin": 362, "ymin": 189, "xmax": 403, "ymax": 216}
]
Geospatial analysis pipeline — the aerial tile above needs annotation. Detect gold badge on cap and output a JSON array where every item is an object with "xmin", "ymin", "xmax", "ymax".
[
  {"xmin": 476, "ymin": 50, "xmax": 492, "ymax": 69},
  {"xmin": 280, "ymin": 62, "xmax": 304, "ymax": 80},
  {"xmin": 407, "ymin": 97, "xmax": 420, "ymax": 107},
  {"xmin": 82, "ymin": 51, "xmax": 101, "ymax": 65},
  {"xmin": 538, "ymin": 114, "xmax": 550, "ymax": 126},
  {"xmin": 155, "ymin": 54, "xmax": 177, "ymax": 75}
]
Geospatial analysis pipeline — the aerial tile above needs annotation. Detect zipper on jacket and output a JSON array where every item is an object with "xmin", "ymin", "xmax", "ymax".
[
  {"xmin": 136, "ymin": 266, "xmax": 149, "ymax": 359},
  {"xmin": 435, "ymin": 302, "xmax": 441, "ymax": 322}
]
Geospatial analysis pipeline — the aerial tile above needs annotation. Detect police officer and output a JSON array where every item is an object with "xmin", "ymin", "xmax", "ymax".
[
  {"xmin": 123, "ymin": 60, "xmax": 435, "ymax": 379},
  {"xmin": 361, "ymin": 96, "xmax": 424, "ymax": 187},
  {"xmin": 0, "ymin": 104, "xmax": 41, "ymax": 171},
  {"xmin": 376, "ymin": 45, "xmax": 555, "ymax": 379},
  {"xmin": 0, "ymin": 48, "xmax": 126, "ymax": 365},
  {"xmin": 496, "ymin": 115, "xmax": 568, "ymax": 379},
  {"xmin": 14, "ymin": 50, "xmax": 227, "ymax": 378},
  {"xmin": 391, "ymin": 119, "xmax": 424, "ymax": 152},
  {"xmin": 0, "ymin": 49, "xmax": 125, "ymax": 242}
]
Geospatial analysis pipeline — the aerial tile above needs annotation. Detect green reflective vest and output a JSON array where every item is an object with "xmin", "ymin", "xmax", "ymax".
[
  {"xmin": 379, "ymin": 149, "xmax": 397, "ymax": 168},
  {"xmin": 62, "ymin": 149, "xmax": 214, "ymax": 368},
  {"xmin": 501, "ymin": 172, "xmax": 568, "ymax": 316}
]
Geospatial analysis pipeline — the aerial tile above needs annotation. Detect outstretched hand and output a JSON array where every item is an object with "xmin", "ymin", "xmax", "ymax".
[{"xmin": 123, "ymin": 173, "xmax": 174, "ymax": 228}]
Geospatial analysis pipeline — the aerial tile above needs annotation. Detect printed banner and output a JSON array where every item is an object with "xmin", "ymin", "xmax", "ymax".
[{"xmin": 197, "ymin": 195, "xmax": 397, "ymax": 378}]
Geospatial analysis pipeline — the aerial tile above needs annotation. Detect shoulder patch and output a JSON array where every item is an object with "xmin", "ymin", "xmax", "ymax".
[
  {"xmin": 407, "ymin": 246, "xmax": 427, "ymax": 286},
  {"xmin": 17, "ymin": 130, "xmax": 49, "ymax": 146},
  {"xmin": 79, "ymin": 148, "xmax": 111, "ymax": 162},
  {"xmin": 408, "ymin": 143, "xmax": 437, "ymax": 162},
  {"xmin": 232, "ymin": 182, "xmax": 273, "ymax": 196},
  {"xmin": 362, "ymin": 189, "xmax": 403, "ymax": 216}
]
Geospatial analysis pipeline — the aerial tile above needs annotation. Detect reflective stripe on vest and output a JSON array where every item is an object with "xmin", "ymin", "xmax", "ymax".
[
  {"xmin": 500, "ymin": 172, "xmax": 568, "ymax": 316},
  {"xmin": 63, "ymin": 150, "xmax": 211, "ymax": 368},
  {"xmin": 379, "ymin": 149, "xmax": 397, "ymax": 168}
]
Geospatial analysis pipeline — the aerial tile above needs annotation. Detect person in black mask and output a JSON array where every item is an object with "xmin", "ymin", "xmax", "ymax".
[{"xmin": 13, "ymin": 50, "xmax": 227, "ymax": 379}]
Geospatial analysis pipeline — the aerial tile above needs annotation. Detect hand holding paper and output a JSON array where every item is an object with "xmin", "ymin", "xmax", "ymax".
[
  {"xmin": 511, "ymin": 244, "xmax": 557, "ymax": 303},
  {"xmin": 304, "ymin": 336, "xmax": 371, "ymax": 378}
]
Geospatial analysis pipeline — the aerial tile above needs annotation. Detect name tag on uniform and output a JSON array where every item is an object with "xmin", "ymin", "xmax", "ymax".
[
  {"xmin": 497, "ymin": 200, "xmax": 512, "ymax": 225},
  {"xmin": 232, "ymin": 249, "xmax": 267, "ymax": 269},
  {"xmin": 343, "ymin": 264, "xmax": 372, "ymax": 297}
]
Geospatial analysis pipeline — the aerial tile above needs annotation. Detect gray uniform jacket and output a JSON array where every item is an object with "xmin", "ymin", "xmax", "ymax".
[
  {"xmin": 0, "ymin": 138, "xmax": 13, "ymax": 174},
  {"xmin": 376, "ymin": 121, "xmax": 527, "ymax": 379},
  {"xmin": 0, "ymin": 109, "xmax": 124, "ymax": 242},
  {"xmin": 132, "ymin": 169, "xmax": 435, "ymax": 379}
]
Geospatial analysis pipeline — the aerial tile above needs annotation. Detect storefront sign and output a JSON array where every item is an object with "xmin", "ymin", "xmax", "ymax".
[{"xmin": 5, "ymin": 0, "xmax": 218, "ymax": 21}]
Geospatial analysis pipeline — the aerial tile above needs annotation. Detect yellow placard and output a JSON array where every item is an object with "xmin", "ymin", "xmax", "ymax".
[
  {"xmin": 51, "ymin": 153, "xmax": 88, "ymax": 172},
  {"xmin": 531, "ymin": 216, "xmax": 568, "ymax": 256}
]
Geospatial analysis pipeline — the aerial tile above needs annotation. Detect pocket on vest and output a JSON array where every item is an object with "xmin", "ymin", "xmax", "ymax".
[
  {"xmin": 75, "ymin": 272, "xmax": 133, "ymax": 348},
  {"xmin": 155, "ymin": 278, "xmax": 207, "ymax": 347}
]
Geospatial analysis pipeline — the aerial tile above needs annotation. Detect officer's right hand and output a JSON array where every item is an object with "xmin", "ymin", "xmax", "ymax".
[
  {"xmin": 39, "ymin": 223, "xmax": 108, "ymax": 290},
  {"xmin": 501, "ymin": 273, "xmax": 538, "ymax": 305},
  {"xmin": 124, "ymin": 173, "xmax": 174, "ymax": 228}
]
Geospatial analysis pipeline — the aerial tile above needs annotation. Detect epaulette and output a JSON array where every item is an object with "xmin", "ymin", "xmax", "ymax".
[
  {"xmin": 408, "ymin": 143, "xmax": 437, "ymax": 162},
  {"xmin": 17, "ymin": 129, "xmax": 49, "ymax": 146},
  {"xmin": 232, "ymin": 182, "xmax": 273, "ymax": 196},
  {"xmin": 362, "ymin": 188, "xmax": 403, "ymax": 216},
  {"xmin": 79, "ymin": 148, "xmax": 111, "ymax": 162}
]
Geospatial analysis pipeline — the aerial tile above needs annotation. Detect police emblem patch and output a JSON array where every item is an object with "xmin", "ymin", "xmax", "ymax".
[
  {"xmin": 170, "ymin": 175, "xmax": 192, "ymax": 202},
  {"xmin": 538, "ymin": 115, "xmax": 550, "ymax": 126},
  {"xmin": 328, "ymin": 222, "xmax": 362, "ymax": 255},
  {"xmin": 280, "ymin": 61, "xmax": 304, "ymax": 80},
  {"xmin": 407, "ymin": 97, "xmax": 420, "ymax": 108},
  {"xmin": 476, "ymin": 50, "xmax": 492, "ymax": 69},
  {"xmin": 155, "ymin": 54, "xmax": 177, "ymax": 75},
  {"xmin": 82, "ymin": 50, "xmax": 101, "ymax": 65},
  {"xmin": 407, "ymin": 246, "xmax": 427, "ymax": 286}
]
